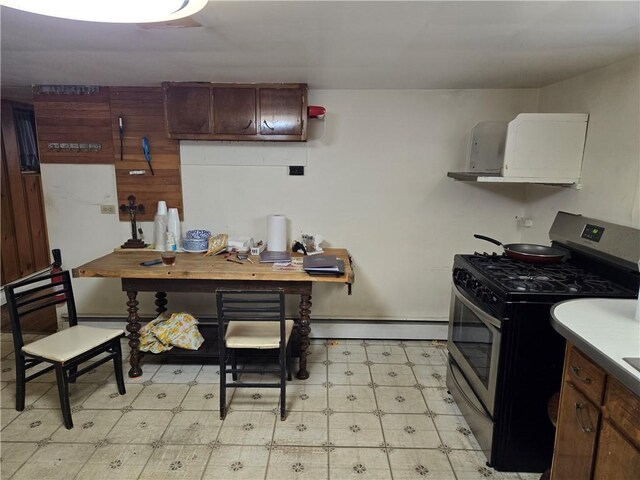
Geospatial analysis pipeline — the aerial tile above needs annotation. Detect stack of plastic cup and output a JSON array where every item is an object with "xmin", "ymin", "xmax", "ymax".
[
  {"xmin": 167, "ymin": 208, "xmax": 181, "ymax": 251},
  {"xmin": 154, "ymin": 201, "xmax": 168, "ymax": 251}
]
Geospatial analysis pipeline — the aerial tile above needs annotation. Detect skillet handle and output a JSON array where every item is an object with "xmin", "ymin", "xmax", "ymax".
[{"xmin": 473, "ymin": 234, "xmax": 503, "ymax": 247}]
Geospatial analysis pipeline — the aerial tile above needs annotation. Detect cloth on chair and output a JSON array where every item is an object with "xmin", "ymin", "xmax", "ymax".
[{"xmin": 139, "ymin": 312, "xmax": 204, "ymax": 353}]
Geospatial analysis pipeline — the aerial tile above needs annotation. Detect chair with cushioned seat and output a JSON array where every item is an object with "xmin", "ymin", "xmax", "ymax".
[
  {"xmin": 5, "ymin": 270, "xmax": 126, "ymax": 429},
  {"xmin": 216, "ymin": 289, "xmax": 292, "ymax": 420}
]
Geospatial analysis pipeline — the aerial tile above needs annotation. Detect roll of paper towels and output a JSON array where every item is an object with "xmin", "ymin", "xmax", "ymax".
[{"xmin": 267, "ymin": 214, "xmax": 287, "ymax": 252}]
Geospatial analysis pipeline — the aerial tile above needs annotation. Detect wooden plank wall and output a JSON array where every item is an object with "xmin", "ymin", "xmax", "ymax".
[
  {"xmin": 1, "ymin": 101, "xmax": 51, "ymax": 284},
  {"xmin": 110, "ymin": 87, "xmax": 183, "ymax": 222},
  {"xmin": 33, "ymin": 87, "xmax": 114, "ymax": 164}
]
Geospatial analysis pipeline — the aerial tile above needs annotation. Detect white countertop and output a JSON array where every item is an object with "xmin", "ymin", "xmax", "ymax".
[{"xmin": 551, "ymin": 298, "xmax": 640, "ymax": 396}]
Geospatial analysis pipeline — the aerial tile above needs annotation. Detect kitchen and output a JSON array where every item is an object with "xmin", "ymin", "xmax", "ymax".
[{"xmin": 1, "ymin": 1, "xmax": 639, "ymax": 479}]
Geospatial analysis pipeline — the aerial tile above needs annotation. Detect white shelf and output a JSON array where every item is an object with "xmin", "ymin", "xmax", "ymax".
[{"xmin": 447, "ymin": 172, "xmax": 581, "ymax": 189}]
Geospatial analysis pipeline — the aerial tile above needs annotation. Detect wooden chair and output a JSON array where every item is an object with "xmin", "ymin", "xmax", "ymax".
[
  {"xmin": 216, "ymin": 289, "xmax": 293, "ymax": 420},
  {"xmin": 5, "ymin": 270, "xmax": 126, "ymax": 429}
]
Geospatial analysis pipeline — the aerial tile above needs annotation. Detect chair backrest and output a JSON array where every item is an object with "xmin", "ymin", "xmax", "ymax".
[
  {"xmin": 216, "ymin": 289, "xmax": 286, "ymax": 348},
  {"xmin": 4, "ymin": 270, "xmax": 77, "ymax": 350}
]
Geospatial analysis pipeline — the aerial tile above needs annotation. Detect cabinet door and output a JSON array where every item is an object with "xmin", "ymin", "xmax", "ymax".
[
  {"xmin": 259, "ymin": 87, "xmax": 304, "ymax": 136},
  {"xmin": 594, "ymin": 420, "xmax": 640, "ymax": 480},
  {"xmin": 164, "ymin": 85, "xmax": 212, "ymax": 136},
  {"xmin": 551, "ymin": 382, "xmax": 600, "ymax": 480},
  {"xmin": 213, "ymin": 88, "xmax": 256, "ymax": 136}
]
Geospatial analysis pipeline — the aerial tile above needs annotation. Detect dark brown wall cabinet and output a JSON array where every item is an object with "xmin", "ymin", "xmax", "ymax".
[
  {"xmin": 164, "ymin": 84, "xmax": 212, "ymax": 135},
  {"xmin": 163, "ymin": 82, "xmax": 308, "ymax": 141}
]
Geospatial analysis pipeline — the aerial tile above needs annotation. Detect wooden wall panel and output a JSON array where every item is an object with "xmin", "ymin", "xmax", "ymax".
[
  {"xmin": 1, "ymin": 101, "xmax": 51, "ymax": 285},
  {"xmin": 1, "ymin": 144, "xmax": 20, "ymax": 283},
  {"xmin": 23, "ymin": 174, "xmax": 51, "ymax": 270},
  {"xmin": 33, "ymin": 87, "xmax": 114, "ymax": 164},
  {"xmin": 109, "ymin": 87, "xmax": 182, "ymax": 222}
]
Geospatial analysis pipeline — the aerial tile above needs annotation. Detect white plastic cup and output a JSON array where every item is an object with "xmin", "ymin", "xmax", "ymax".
[
  {"xmin": 156, "ymin": 200, "xmax": 167, "ymax": 216},
  {"xmin": 153, "ymin": 214, "xmax": 167, "ymax": 251},
  {"xmin": 167, "ymin": 208, "xmax": 181, "ymax": 248}
]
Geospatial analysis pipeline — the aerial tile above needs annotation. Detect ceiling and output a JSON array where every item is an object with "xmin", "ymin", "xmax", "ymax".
[{"xmin": 1, "ymin": 1, "xmax": 639, "ymax": 91}]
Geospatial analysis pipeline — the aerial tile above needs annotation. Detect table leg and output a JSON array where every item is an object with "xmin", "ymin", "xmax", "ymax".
[
  {"xmin": 296, "ymin": 293, "xmax": 312, "ymax": 379},
  {"xmin": 155, "ymin": 292, "xmax": 167, "ymax": 315},
  {"xmin": 126, "ymin": 290, "xmax": 143, "ymax": 378}
]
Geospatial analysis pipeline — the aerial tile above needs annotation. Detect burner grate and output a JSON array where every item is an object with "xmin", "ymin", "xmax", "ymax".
[{"xmin": 465, "ymin": 254, "xmax": 626, "ymax": 295}]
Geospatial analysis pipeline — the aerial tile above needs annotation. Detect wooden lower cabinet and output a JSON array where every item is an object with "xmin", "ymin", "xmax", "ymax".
[
  {"xmin": 551, "ymin": 344, "xmax": 640, "ymax": 480},
  {"xmin": 552, "ymin": 382, "xmax": 600, "ymax": 479},
  {"xmin": 594, "ymin": 420, "xmax": 640, "ymax": 479}
]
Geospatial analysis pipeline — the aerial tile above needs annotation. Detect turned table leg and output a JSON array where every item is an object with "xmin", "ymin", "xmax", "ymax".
[
  {"xmin": 155, "ymin": 291, "xmax": 167, "ymax": 315},
  {"xmin": 126, "ymin": 290, "xmax": 143, "ymax": 378},
  {"xmin": 296, "ymin": 293, "xmax": 312, "ymax": 379}
]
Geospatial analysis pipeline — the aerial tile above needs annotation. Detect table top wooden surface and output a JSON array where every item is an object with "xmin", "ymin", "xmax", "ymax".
[{"xmin": 72, "ymin": 248, "xmax": 353, "ymax": 284}]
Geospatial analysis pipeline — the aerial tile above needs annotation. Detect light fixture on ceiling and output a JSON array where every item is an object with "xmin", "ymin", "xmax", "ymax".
[{"xmin": 0, "ymin": 0, "xmax": 208, "ymax": 23}]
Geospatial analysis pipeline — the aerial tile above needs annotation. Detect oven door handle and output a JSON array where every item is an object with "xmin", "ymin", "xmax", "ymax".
[{"xmin": 453, "ymin": 284, "xmax": 502, "ymax": 331}]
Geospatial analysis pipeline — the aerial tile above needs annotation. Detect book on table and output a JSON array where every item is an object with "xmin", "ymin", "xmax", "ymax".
[
  {"xmin": 259, "ymin": 251, "xmax": 292, "ymax": 263},
  {"xmin": 303, "ymin": 255, "xmax": 345, "ymax": 275}
]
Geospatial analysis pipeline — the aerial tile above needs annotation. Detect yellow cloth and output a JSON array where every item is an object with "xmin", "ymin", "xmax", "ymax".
[{"xmin": 139, "ymin": 312, "xmax": 205, "ymax": 353}]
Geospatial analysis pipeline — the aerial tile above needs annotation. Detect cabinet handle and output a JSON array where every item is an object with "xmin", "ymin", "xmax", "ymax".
[
  {"xmin": 574, "ymin": 403, "xmax": 594, "ymax": 433},
  {"xmin": 570, "ymin": 365, "xmax": 592, "ymax": 384},
  {"xmin": 242, "ymin": 120, "xmax": 253, "ymax": 130},
  {"xmin": 262, "ymin": 120, "xmax": 275, "ymax": 131}
]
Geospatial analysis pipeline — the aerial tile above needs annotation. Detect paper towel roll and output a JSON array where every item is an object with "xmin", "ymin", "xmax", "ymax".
[{"xmin": 267, "ymin": 214, "xmax": 287, "ymax": 252}]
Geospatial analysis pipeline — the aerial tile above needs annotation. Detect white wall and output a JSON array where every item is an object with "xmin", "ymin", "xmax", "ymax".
[
  {"xmin": 522, "ymin": 56, "xmax": 640, "ymax": 243},
  {"xmin": 41, "ymin": 88, "xmax": 538, "ymax": 323}
]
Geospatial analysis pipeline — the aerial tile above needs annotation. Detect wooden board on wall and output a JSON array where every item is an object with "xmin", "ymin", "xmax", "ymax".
[
  {"xmin": 33, "ymin": 87, "xmax": 114, "ymax": 164},
  {"xmin": 109, "ymin": 87, "xmax": 182, "ymax": 222},
  {"xmin": 1, "ymin": 101, "xmax": 51, "ymax": 284}
]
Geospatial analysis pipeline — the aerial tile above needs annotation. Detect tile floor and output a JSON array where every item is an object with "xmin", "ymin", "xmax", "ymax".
[{"xmin": 0, "ymin": 335, "xmax": 542, "ymax": 479}]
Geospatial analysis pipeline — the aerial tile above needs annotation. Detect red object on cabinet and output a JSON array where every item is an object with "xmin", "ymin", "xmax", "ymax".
[{"xmin": 307, "ymin": 106, "xmax": 326, "ymax": 119}]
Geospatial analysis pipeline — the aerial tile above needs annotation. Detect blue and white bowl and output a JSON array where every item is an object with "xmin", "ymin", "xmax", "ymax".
[
  {"xmin": 182, "ymin": 238, "xmax": 208, "ymax": 251},
  {"xmin": 185, "ymin": 229, "xmax": 211, "ymax": 240}
]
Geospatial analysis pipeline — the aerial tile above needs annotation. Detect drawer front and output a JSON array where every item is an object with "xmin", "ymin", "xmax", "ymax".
[
  {"xmin": 604, "ymin": 378, "xmax": 640, "ymax": 449},
  {"xmin": 566, "ymin": 345, "xmax": 607, "ymax": 406}
]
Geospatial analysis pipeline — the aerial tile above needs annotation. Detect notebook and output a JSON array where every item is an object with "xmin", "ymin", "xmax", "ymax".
[
  {"xmin": 303, "ymin": 255, "xmax": 345, "ymax": 276},
  {"xmin": 259, "ymin": 251, "xmax": 292, "ymax": 263}
]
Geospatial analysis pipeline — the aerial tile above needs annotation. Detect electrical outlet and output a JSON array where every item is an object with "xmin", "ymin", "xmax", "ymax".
[
  {"xmin": 100, "ymin": 204, "xmax": 116, "ymax": 215},
  {"xmin": 289, "ymin": 165, "xmax": 305, "ymax": 176}
]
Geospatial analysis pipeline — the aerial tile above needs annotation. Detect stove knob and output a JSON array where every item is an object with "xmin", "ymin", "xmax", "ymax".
[{"xmin": 480, "ymin": 288, "xmax": 490, "ymax": 301}]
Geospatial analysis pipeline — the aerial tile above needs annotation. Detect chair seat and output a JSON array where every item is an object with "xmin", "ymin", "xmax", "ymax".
[
  {"xmin": 225, "ymin": 320, "xmax": 293, "ymax": 349},
  {"xmin": 22, "ymin": 325, "xmax": 124, "ymax": 363}
]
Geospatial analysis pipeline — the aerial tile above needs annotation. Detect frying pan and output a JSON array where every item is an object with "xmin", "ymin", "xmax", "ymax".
[{"xmin": 473, "ymin": 234, "xmax": 566, "ymax": 264}]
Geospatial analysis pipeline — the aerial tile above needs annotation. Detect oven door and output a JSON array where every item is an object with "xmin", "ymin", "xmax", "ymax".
[{"xmin": 447, "ymin": 284, "xmax": 501, "ymax": 416}]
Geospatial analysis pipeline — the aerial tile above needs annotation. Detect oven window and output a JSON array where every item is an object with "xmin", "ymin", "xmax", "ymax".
[{"xmin": 450, "ymin": 300, "xmax": 494, "ymax": 389}]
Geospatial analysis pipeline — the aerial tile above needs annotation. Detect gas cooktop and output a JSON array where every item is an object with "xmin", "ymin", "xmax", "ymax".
[{"xmin": 459, "ymin": 253, "xmax": 634, "ymax": 297}]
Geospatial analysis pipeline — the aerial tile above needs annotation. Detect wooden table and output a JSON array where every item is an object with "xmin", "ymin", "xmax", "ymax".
[{"xmin": 73, "ymin": 248, "xmax": 353, "ymax": 379}]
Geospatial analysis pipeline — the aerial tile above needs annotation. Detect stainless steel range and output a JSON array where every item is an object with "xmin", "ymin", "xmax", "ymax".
[{"xmin": 446, "ymin": 212, "xmax": 640, "ymax": 473}]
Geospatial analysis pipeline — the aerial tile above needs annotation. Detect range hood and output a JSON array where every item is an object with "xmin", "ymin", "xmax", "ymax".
[{"xmin": 448, "ymin": 113, "xmax": 589, "ymax": 187}]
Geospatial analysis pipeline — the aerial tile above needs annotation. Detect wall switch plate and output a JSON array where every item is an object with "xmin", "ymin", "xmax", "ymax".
[
  {"xmin": 100, "ymin": 204, "xmax": 116, "ymax": 215},
  {"xmin": 289, "ymin": 165, "xmax": 305, "ymax": 176}
]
